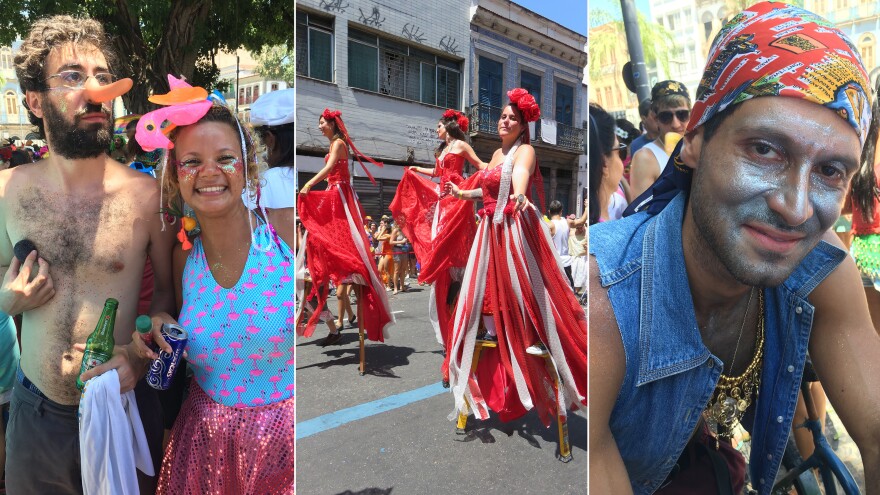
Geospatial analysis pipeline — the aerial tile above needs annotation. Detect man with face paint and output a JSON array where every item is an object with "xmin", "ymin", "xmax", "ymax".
[
  {"xmin": 589, "ymin": 3, "xmax": 879, "ymax": 493},
  {"xmin": 0, "ymin": 15, "xmax": 176, "ymax": 494}
]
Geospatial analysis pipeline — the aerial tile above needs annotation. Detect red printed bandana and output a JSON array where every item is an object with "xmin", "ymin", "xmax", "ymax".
[{"xmin": 688, "ymin": 1, "xmax": 871, "ymax": 145}]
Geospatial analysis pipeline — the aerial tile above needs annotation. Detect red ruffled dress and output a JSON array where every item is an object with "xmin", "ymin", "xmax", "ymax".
[
  {"xmin": 447, "ymin": 164, "xmax": 587, "ymax": 426},
  {"xmin": 297, "ymin": 156, "xmax": 393, "ymax": 341},
  {"xmin": 390, "ymin": 153, "xmax": 479, "ymax": 376}
]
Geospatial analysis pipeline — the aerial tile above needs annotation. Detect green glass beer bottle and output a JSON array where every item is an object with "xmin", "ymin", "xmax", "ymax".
[{"xmin": 76, "ymin": 298, "xmax": 118, "ymax": 390}]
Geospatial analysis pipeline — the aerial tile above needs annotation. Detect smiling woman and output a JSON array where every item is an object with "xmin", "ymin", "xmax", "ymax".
[{"xmin": 135, "ymin": 96, "xmax": 295, "ymax": 495}]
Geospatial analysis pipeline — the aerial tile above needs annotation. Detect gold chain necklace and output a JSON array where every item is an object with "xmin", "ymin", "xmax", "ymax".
[{"xmin": 704, "ymin": 290, "xmax": 765, "ymax": 449}]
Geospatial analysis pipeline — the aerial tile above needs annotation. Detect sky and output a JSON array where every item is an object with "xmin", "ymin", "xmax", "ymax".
[
  {"xmin": 514, "ymin": 0, "xmax": 588, "ymax": 36},
  {"xmin": 587, "ymin": 0, "xmax": 652, "ymax": 24}
]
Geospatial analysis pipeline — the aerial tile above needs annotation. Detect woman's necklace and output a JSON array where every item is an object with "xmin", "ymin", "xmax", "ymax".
[
  {"xmin": 704, "ymin": 289, "xmax": 764, "ymax": 449},
  {"xmin": 439, "ymin": 138, "xmax": 457, "ymax": 162}
]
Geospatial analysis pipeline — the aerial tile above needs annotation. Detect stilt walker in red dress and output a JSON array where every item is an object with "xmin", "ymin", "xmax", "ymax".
[
  {"xmin": 443, "ymin": 89, "xmax": 587, "ymax": 426},
  {"xmin": 296, "ymin": 109, "xmax": 393, "ymax": 346},
  {"xmin": 390, "ymin": 109, "xmax": 486, "ymax": 386}
]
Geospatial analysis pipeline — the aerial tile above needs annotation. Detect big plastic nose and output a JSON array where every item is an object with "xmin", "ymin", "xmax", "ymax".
[{"xmin": 84, "ymin": 77, "xmax": 133, "ymax": 103}]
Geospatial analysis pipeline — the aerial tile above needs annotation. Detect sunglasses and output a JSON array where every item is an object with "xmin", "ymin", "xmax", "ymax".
[
  {"xmin": 613, "ymin": 142, "xmax": 628, "ymax": 160},
  {"xmin": 656, "ymin": 109, "xmax": 690, "ymax": 125}
]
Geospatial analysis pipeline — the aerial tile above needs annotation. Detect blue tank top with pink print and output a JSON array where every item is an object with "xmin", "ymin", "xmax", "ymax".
[{"xmin": 178, "ymin": 219, "xmax": 295, "ymax": 407}]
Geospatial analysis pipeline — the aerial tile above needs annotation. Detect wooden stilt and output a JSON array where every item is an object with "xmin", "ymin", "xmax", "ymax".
[
  {"xmin": 357, "ymin": 285, "xmax": 365, "ymax": 376},
  {"xmin": 456, "ymin": 339, "xmax": 497, "ymax": 434},
  {"xmin": 536, "ymin": 346, "xmax": 572, "ymax": 462}
]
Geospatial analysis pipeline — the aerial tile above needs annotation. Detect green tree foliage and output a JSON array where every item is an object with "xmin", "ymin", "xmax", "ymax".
[
  {"xmin": 255, "ymin": 44, "xmax": 294, "ymax": 87},
  {"xmin": 588, "ymin": 8, "xmax": 676, "ymax": 81},
  {"xmin": 0, "ymin": 0, "xmax": 293, "ymax": 114}
]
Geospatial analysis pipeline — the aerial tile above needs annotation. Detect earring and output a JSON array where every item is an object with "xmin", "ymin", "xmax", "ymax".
[{"xmin": 178, "ymin": 203, "xmax": 199, "ymax": 251}]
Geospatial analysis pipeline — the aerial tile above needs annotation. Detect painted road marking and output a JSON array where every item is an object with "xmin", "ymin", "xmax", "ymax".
[{"xmin": 297, "ymin": 381, "xmax": 446, "ymax": 439}]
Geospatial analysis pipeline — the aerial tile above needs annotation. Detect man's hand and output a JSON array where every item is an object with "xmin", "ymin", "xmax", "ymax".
[
  {"xmin": 77, "ymin": 337, "xmax": 150, "ymax": 393},
  {"xmin": 0, "ymin": 250, "xmax": 54, "ymax": 315}
]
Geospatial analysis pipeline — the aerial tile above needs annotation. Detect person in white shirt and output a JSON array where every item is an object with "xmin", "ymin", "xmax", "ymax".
[
  {"xmin": 548, "ymin": 199, "xmax": 588, "ymax": 287},
  {"xmin": 247, "ymin": 88, "xmax": 294, "ymax": 228}
]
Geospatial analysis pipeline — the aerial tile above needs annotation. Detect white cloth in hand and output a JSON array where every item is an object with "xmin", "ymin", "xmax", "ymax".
[{"xmin": 78, "ymin": 369, "xmax": 155, "ymax": 495}]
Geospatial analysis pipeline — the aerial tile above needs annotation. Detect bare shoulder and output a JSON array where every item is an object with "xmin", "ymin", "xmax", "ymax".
[
  {"xmin": 630, "ymin": 146, "xmax": 658, "ymax": 170},
  {"xmin": 515, "ymin": 143, "xmax": 535, "ymax": 157},
  {"xmin": 809, "ymin": 230, "xmax": 863, "ymax": 309},
  {"xmin": 589, "ymin": 256, "xmax": 626, "ymax": 374},
  {"xmin": 589, "ymin": 255, "xmax": 627, "ymax": 417},
  {"xmin": 513, "ymin": 144, "xmax": 536, "ymax": 171},
  {"xmin": 0, "ymin": 162, "xmax": 42, "ymax": 193},
  {"xmin": 0, "ymin": 166, "xmax": 14, "ymax": 193},
  {"xmin": 172, "ymin": 242, "xmax": 190, "ymax": 269},
  {"xmin": 268, "ymin": 208, "xmax": 294, "ymax": 248},
  {"xmin": 330, "ymin": 138, "xmax": 347, "ymax": 153}
]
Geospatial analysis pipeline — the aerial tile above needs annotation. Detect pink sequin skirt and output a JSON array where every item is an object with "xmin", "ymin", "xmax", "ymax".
[{"xmin": 157, "ymin": 382, "xmax": 295, "ymax": 494}]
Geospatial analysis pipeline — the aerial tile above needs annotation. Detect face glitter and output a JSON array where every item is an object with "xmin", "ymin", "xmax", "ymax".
[
  {"xmin": 220, "ymin": 159, "xmax": 240, "ymax": 176},
  {"xmin": 177, "ymin": 166, "xmax": 198, "ymax": 183}
]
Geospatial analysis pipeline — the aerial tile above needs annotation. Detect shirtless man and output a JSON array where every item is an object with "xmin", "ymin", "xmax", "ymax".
[
  {"xmin": 2, "ymin": 16, "xmax": 175, "ymax": 494},
  {"xmin": 628, "ymin": 80, "xmax": 691, "ymax": 199}
]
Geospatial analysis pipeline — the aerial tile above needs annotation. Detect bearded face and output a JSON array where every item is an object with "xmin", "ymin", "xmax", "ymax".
[{"xmin": 41, "ymin": 97, "xmax": 112, "ymax": 159}]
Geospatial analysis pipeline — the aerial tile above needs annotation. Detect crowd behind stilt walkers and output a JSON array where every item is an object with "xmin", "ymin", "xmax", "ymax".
[{"xmin": 296, "ymin": 89, "xmax": 587, "ymax": 445}]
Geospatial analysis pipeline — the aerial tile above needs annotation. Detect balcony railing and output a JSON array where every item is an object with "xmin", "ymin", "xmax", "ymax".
[{"xmin": 467, "ymin": 102, "xmax": 586, "ymax": 154}]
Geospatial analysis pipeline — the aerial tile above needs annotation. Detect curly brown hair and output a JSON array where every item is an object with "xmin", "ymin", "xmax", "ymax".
[
  {"xmin": 14, "ymin": 15, "xmax": 118, "ymax": 135},
  {"xmin": 164, "ymin": 105, "xmax": 263, "ymax": 212}
]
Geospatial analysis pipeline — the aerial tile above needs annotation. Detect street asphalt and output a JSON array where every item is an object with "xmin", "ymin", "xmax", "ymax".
[{"xmin": 296, "ymin": 283, "xmax": 588, "ymax": 495}]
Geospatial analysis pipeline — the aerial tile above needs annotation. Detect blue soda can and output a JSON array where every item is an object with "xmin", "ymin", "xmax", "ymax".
[{"xmin": 146, "ymin": 323, "xmax": 188, "ymax": 390}]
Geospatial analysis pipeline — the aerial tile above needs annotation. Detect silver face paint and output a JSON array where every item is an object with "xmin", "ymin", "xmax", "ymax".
[{"xmin": 686, "ymin": 97, "xmax": 859, "ymax": 287}]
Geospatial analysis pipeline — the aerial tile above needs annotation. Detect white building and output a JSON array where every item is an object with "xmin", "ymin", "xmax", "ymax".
[
  {"xmin": 216, "ymin": 50, "xmax": 290, "ymax": 123},
  {"xmin": 0, "ymin": 43, "xmax": 34, "ymax": 142},
  {"xmin": 649, "ymin": 0, "xmax": 732, "ymax": 102}
]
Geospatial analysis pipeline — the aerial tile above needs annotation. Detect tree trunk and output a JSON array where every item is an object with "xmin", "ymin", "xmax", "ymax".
[{"xmin": 99, "ymin": 0, "xmax": 212, "ymax": 115}]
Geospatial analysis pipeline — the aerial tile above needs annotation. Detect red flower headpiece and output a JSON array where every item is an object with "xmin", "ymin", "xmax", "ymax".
[
  {"xmin": 322, "ymin": 108, "xmax": 342, "ymax": 121},
  {"xmin": 457, "ymin": 114, "xmax": 469, "ymax": 133},
  {"xmin": 442, "ymin": 109, "xmax": 469, "ymax": 133},
  {"xmin": 507, "ymin": 88, "xmax": 541, "ymax": 123}
]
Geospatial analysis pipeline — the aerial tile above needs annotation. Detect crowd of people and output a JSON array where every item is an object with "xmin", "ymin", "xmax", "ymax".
[{"xmin": 0, "ymin": 14, "xmax": 294, "ymax": 495}]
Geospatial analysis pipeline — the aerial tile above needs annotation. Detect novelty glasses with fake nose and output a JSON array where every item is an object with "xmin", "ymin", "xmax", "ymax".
[{"xmin": 45, "ymin": 70, "xmax": 117, "ymax": 90}]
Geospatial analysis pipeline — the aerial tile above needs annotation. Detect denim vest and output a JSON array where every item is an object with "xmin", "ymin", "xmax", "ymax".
[{"xmin": 589, "ymin": 192, "xmax": 844, "ymax": 495}]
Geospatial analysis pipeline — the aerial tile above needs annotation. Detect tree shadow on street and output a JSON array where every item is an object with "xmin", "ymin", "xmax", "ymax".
[{"xmin": 296, "ymin": 339, "xmax": 416, "ymax": 378}]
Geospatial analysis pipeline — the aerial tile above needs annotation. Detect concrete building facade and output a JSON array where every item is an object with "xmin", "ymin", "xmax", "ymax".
[{"xmin": 295, "ymin": 0, "xmax": 472, "ymax": 216}]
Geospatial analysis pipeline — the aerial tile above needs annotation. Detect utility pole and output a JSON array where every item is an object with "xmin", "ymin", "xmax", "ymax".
[
  {"xmin": 620, "ymin": 0, "xmax": 651, "ymax": 102},
  {"xmin": 235, "ymin": 55, "xmax": 240, "ymax": 113}
]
